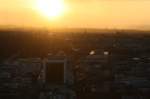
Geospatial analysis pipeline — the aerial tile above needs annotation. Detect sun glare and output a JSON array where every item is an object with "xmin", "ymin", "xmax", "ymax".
[{"xmin": 36, "ymin": 0, "xmax": 66, "ymax": 19}]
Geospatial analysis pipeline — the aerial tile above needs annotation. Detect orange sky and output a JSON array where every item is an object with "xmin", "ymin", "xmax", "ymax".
[{"xmin": 0, "ymin": 0, "xmax": 150, "ymax": 29}]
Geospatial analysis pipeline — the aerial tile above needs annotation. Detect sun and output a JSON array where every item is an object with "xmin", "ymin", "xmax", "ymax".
[{"xmin": 36, "ymin": 0, "xmax": 66, "ymax": 19}]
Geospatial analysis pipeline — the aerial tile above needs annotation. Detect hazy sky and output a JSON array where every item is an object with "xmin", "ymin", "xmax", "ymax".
[{"xmin": 0, "ymin": 0, "xmax": 150, "ymax": 29}]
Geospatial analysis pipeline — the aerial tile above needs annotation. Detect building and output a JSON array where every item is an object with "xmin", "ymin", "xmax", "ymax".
[
  {"xmin": 39, "ymin": 55, "xmax": 75, "ymax": 99},
  {"xmin": 74, "ymin": 53, "xmax": 113, "ymax": 99}
]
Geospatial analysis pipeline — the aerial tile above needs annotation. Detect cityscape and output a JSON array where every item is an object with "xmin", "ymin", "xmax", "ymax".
[
  {"xmin": 0, "ymin": 29, "xmax": 150, "ymax": 99},
  {"xmin": 1, "ymin": 0, "xmax": 150, "ymax": 99}
]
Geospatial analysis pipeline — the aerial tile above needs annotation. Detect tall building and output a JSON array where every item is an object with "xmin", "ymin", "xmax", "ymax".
[
  {"xmin": 39, "ymin": 55, "xmax": 75, "ymax": 99},
  {"xmin": 74, "ymin": 53, "xmax": 113, "ymax": 99}
]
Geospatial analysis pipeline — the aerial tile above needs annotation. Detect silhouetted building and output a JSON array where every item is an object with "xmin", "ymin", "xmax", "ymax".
[
  {"xmin": 39, "ymin": 55, "xmax": 75, "ymax": 99},
  {"xmin": 75, "ymin": 53, "xmax": 113, "ymax": 99}
]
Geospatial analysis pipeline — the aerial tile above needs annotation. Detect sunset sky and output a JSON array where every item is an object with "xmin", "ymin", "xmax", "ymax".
[{"xmin": 0, "ymin": 0, "xmax": 150, "ymax": 29}]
